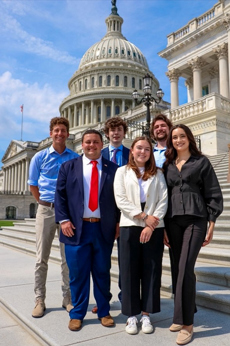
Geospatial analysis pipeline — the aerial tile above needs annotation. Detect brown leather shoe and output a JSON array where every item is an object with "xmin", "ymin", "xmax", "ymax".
[
  {"xmin": 99, "ymin": 315, "xmax": 115, "ymax": 327},
  {"xmin": 92, "ymin": 305, "xmax": 98, "ymax": 314},
  {"xmin": 68, "ymin": 319, "xmax": 82, "ymax": 331},
  {"xmin": 32, "ymin": 299, "xmax": 46, "ymax": 318}
]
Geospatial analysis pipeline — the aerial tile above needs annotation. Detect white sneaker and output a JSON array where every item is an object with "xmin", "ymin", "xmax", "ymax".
[
  {"xmin": 140, "ymin": 315, "xmax": 153, "ymax": 334},
  {"xmin": 125, "ymin": 316, "xmax": 138, "ymax": 335}
]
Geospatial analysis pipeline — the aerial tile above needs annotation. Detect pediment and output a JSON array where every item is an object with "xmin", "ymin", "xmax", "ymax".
[{"xmin": 2, "ymin": 140, "xmax": 26, "ymax": 161}]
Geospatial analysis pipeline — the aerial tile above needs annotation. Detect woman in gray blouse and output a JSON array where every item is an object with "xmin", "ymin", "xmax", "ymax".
[{"xmin": 163, "ymin": 124, "xmax": 223, "ymax": 345}]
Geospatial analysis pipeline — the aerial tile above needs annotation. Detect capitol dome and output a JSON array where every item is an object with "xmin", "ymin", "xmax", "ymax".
[
  {"xmin": 59, "ymin": 0, "xmax": 160, "ymax": 139},
  {"xmin": 79, "ymin": 14, "xmax": 149, "ymax": 70}
]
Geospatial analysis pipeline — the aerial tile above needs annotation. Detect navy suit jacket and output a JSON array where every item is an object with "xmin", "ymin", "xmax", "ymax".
[
  {"xmin": 55, "ymin": 156, "xmax": 119, "ymax": 246},
  {"xmin": 101, "ymin": 146, "xmax": 129, "ymax": 166}
]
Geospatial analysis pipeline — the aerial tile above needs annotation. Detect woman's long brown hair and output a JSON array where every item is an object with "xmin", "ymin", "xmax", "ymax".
[
  {"xmin": 164, "ymin": 124, "xmax": 202, "ymax": 166},
  {"xmin": 127, "ymin": 136, "xmax": 157, "ymax": 180}
]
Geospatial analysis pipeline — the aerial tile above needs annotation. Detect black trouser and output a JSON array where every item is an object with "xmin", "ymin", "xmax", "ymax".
[
  {"xmin": 165, "ymin": 215, "xmax": 207, "ymax": 325},
  {"xmin": 120, "ymin": 226, "xmax": 164, "ymax": 316}
]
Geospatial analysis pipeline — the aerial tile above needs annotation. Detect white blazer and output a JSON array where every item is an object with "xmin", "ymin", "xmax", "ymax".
[{"xmin": 114, "ymin": 165, "xmax": 168, "ymax": 228}]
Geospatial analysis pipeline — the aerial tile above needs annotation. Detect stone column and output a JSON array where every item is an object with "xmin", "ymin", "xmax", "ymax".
[
  {"xmin": 122, "ymin": 99, "xmax": 125, "ymax": 112},
  {"xmin": 74, "ymin": 104, "xmax": 77, "ymax": 127},
  {"xmin": 18, "ymin": 161, "xmax": 22, "ymax": 193},
  {"xmin": 91, "ymin": 101, "xmax": 95, "ymax": 124},
  {"xmin": 86, "ymin": 104, "xmax": 89, "ymax": 125},
  {"xmin": 222, "ymin": 15, "xmax": 230, "ymax": 97},
  {"xmin": 82, "ymin": 102, "xmax": 85, "ymax": 125},
  {"xmin": 11, "ymin": 165, "xmax": 15, "ymax": 193},
  {"xmin": 188, "ymin": 57, "xmax": 205, "ymax": 100},
  {"xmin": 68, "ymin": 107, "xmax": 71, "ymax": 127},
  {"xmin": 166, "ymin": 68, "xmax": 181, "ymax": 109},
  {"xmin": 101, "ymin": 99, "xmax": 105, "ymax": 122},
  {"xmin": 25, "ymin": 159, "xmax": 29, "ymax": 193},
  {"xmin": 21, "ymin": 160, "xmax": 25, "ymax": 194},
  {"xmin": 213, "ymin": 42, "xmax": 229, "ymax": 98},
  {"xmin": 64, "ymin": 108, "xmax": 67, "ymax": 119},
  {"xmin": 14, "ymin": 163, "xmax": 18, "ymax": 193},
  {"xmin": 3, "ymin": 168, "xmax": 7, "ymax": 194},
  {"xmin": 185, "ymin": 77, "xmax": 193, "ymax": 103},
  {"xmin": 111, "ymin": 99, "xmax": 115, "ymax": 117}
]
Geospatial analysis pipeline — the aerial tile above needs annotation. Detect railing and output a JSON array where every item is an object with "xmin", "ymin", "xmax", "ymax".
[
  {"xmin": 167, "ymin": 93, "xmax": 230, "ymax": 124},
  {"xmin": 167, "ymin": 2, "xmax": 223, "ymax": 46}
]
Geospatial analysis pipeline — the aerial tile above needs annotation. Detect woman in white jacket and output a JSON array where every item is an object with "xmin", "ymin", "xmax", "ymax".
[{"xmin": 114, "ymin": 136, "xmax": 168, "ymax": 335}]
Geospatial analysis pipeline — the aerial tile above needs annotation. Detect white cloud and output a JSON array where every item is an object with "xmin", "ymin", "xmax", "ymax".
[
  {"xmin": 0, "ymin": 4, "xmax": 78, "ymax": 65},
  {"xmin": 0, "ymin": 71, "xmax": 66, "ymax": 144}
]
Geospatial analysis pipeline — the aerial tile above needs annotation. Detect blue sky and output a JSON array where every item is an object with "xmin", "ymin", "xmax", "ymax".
[{"xmin": 0, "ymin": 0, "xmax": 216, "ymax": 166}]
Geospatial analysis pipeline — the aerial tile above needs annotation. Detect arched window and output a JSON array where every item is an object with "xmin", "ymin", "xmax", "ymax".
[
  {"xmin": 132, "ymin": 77, "xmax": 135, "ymax": 89},
  {"xmin": 107, "ymin": 75, "xmax": 111, "ymax": 86},
  {"xmin": 108, "ymin": 47, "xmax": 112, "ymax": 54},
  {"xmin": 85, "ymin": 79, "xmax": 88, "ymax": 89},
  {"xmin": 139, "ymin": 79, "xmax": 142, "ymax": 90},
  {"xmin": 106, "ymin": 106, "xmax": 111, "ymax": 119},
  {"xmin": 6, "ymin": 206, "xmax": 16, "ymax": 219},
  {"xmin": 30, "ymin": 203, "xmax": 36, "ymax": 218},
  {"xmin": 115, "ymin": 106, "xmax": 120, "ymax": 115},
  {"xmin": 79, "ymin": 81, "xmax": 82, "ymax": 91},
  {"xmin": 91, "ymin": 77, "xmax": 95, "ymax": 88},
  {"xmin": 99, "ymin": 76, "xmax": 102, "ymax": 87},
  {"xmin": 116, "ymin": 75, "xmax": 119, "ymax": 86},
  {"xmin": 124, "ymin": 76, "xmax": 128, "ymax": 87}
]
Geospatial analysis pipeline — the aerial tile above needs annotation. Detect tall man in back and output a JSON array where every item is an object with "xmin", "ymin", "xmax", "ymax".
[
  {"xmin": 55, "ymin": 129, "xmax": 119, "ymax": 331},
  {"xmin": 150, "ymin": 114, "xmax": 172, "ymax": 168},
  {"xmin": 28, "ymin": 117, "xmax": 79, "ymax": 318}
]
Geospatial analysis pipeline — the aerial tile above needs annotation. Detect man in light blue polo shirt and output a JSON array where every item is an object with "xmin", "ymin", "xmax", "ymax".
[
  {"xmin": 150, "ymin": 114, "xmax": 173, "ymax": 168},
  {"xmin": 28, "ymin": 117, "xmax": 79, "ymax": 318}
]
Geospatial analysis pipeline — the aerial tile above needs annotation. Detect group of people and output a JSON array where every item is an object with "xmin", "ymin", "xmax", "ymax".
[{"xmin": 28, "ymin": 114, "xmax": 223, "ymax": 345}]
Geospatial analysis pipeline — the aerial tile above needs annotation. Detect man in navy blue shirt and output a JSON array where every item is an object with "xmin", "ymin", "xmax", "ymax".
[{"xmin": 28, "ymin": 117, "xmax": 79, "ymax": 318}]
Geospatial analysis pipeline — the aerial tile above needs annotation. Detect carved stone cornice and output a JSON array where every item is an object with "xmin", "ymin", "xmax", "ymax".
[
  {"xmin": 185, "ymin": 77, "xmax": 193, "ymax": 88},
  {"xmin": 222, "ymin": 14, "xmax": 230, "ymax": 32},
  {"xmin": 213, "ymin": 42, "xmax": 228, "ymax": 59},
  {"xmin": 188, "ymin": 57, "xmax": 205, "ymax": 71},
  {"xmin": 208, "ymin": 66, "xmax": 219, "ymax": 78},
  {"xmin": 166, "ymin": 68, "xmax": 181, "ymax": 81}
]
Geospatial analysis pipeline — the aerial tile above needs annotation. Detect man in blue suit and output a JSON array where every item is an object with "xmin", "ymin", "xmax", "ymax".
[
  {"xmin": 101, "ymin": 117, "xmax": 129, "ymax": 165},
  {"xmin": 55, "ymin": 129, "xmax": 119, "ymax": 331}
]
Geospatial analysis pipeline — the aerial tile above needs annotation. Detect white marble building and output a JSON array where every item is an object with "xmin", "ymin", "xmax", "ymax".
[
  {"xmin": 159, "ymin": 0, "xmax": 230, "ymax": 155},
  {"xmin": 0, "ymin": 1, "xmax": 166, "ymax": 219}
]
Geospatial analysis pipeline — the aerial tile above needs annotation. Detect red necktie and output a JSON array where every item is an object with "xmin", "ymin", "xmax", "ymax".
[{"xmin": 88, "ymin": 161, "xmax": 98, "ymax": 212}]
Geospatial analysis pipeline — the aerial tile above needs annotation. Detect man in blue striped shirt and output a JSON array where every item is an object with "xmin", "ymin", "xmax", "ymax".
[{"xmin": 28, "ymin": 117, "xmax": 79, "ymax": 318}]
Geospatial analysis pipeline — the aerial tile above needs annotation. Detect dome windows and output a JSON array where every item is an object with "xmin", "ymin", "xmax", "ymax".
[
  {"xmin": 132, "ymin": 77, "xmax": 135, "ymax": 89},
  {"xmin": 107, "ymin": 75, "xmax": 111, "ymax": 86},
  {"xmin": 91, "ymin": 77, "xmax": 95, "ymax": 88},
  {"xmin": 116, "ymin": 75, "xmax": 119, "ymax": 86},
  {"xmin": 124, "ymin": 76, "xmax": 127, "ymax": 87},
  {"xmin": 99, "ymin": 76, "xmax": 102, "ymax": 87}
]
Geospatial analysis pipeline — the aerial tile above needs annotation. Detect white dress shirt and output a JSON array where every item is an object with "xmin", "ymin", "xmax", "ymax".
[{"xmin": 82, "ymin": 154, "xmax": 102, "ymax": 218}]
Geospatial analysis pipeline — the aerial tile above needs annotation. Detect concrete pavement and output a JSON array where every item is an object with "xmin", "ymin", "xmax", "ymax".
[{"xmin": 0, "ymin": 245, "xmax": 229, "ymax": 346}]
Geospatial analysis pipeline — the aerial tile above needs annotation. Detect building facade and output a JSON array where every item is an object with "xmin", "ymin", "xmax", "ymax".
[
  {"xmin": 159, "ymin": 0, "xmax": 230, "ymax": 155},
  {"xmin": 0, "ymin": 0, "xmax": 166, "ymax": 219}
]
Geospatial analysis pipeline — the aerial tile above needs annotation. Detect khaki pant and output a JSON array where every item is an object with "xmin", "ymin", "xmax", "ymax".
[{"xmin": 34, "ymin": 204, "xmax": 70, "ymax": 301}]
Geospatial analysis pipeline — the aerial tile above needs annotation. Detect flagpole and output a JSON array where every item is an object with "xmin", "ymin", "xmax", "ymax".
[{"xmin": 20, "ymin": 104, "xmax": 24, "ymax": 141}]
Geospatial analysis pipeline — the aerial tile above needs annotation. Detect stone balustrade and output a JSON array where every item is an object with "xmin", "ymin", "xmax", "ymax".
[
  {"xmin": 165, "ymin": 92, "xmax": 230, "ymax": 123},
  {"xmin": 167, "ymin": 1, "xmax": 223, "ymax": 46}
]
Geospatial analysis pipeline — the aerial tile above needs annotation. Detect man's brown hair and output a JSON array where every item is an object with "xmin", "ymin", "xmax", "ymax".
[
  {"xmin": 50, "ymin": 117, "xmax": 69, "ymax": 132},
  {"xmin": 103, "ymin": 117, "xmax": 128, "ymax": 138}
]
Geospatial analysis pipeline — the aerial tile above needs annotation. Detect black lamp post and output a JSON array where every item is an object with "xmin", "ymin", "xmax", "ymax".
[{"xmin": 132, "ymin": 73, "xmax": 164, "ymax": 137}]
